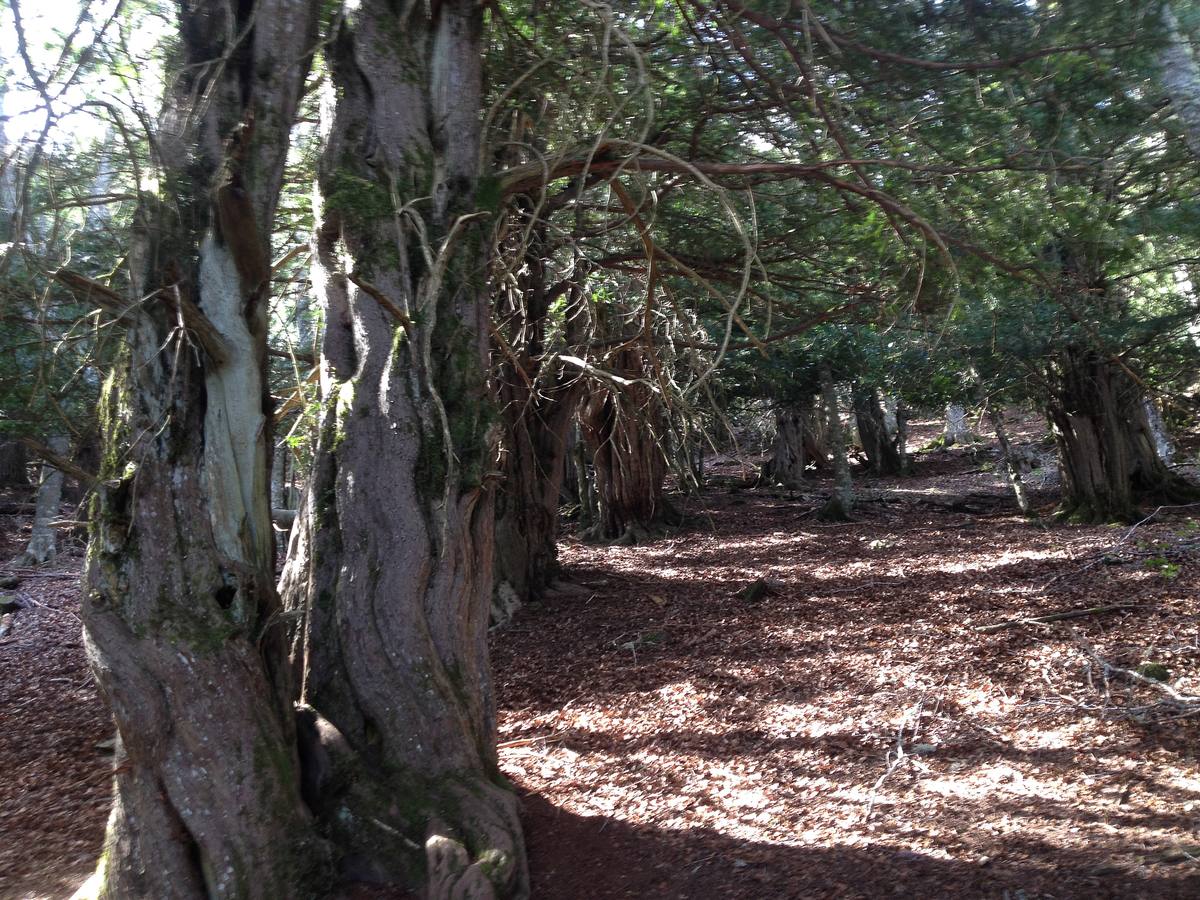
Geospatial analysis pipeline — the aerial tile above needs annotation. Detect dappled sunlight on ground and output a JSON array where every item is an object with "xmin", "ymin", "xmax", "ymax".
[{"xmin": 494, "ymin": 444, "xmax": 1200, "ymax": 899}]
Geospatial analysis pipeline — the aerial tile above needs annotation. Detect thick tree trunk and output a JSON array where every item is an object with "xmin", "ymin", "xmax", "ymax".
[
  {"xmin": 763, "ymin": 403, "xmax": 809, "ymax": 489},
  {"xmin": 943, "ymin": 403, "xmax": 971, "ymax": 446},
  {"xmin": 820, "ymin": 365, "xmax": 853, "ymax": 520},
  {"xmin": 279, "ymin": 4, "xmax": 526, "ymax": 896},
  {"xmin": 18, "ymin": 434, "xmax": 67, "ymax": 565},
  {"xmin": 492, "ymin": 377, "xmax": 580, "ymax": 623},
  {"xmin": 491, "ymin": 215, "xmax": 586, "ymax": 620},
  {"xmin": 578, "ymin": 348, "xmax": 679, "ymax": 543},
  {"xmin": 1143, "ymin": 398, "xmax": 1175, "ymax": 463},
  {"xmin": 80, "ymin": 3, "xmax": 322, "ymax": 897},
  {"xmin": 1048, "ymin": 349, "xmax": 1196, "ymax": 522},
  {"xmin": 853, "ymin": 386, "xmax": 902, "ymax": 476}
]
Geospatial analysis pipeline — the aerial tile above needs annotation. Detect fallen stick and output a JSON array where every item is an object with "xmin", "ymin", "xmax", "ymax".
[{"xmin": 974, "ymin": 602, "xmax": 1139, "ymax": 634}]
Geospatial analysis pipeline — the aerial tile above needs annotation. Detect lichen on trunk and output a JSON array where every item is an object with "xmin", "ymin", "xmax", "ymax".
[
  {"xmin": 80, "ymin": 2, "xmax": 324, "ymax": 897},
  {"xmin": 279, "ymin": 3, "xmax": 526, "ymax": 896}
]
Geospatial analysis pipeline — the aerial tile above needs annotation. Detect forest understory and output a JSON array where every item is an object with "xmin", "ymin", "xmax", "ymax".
[{"xmin": 3, "ymin": 417, "xmax": 1200, "ymax": 900}]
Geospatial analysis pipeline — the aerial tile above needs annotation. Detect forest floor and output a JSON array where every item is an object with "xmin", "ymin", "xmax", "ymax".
[{"xmin": 3, "ymin": 414, "xmax": 1200, "ymax": 899}]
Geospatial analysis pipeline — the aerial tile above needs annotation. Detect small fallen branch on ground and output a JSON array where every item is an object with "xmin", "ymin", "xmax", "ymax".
[
  {"xmin": 975, "ymin": 602, "xmax": 1140, "ymax": 634},
  {"xmin": 1070, "ymin": 627, "xmax": 1200, "ymax": 722},
  {"xmin": 1042, "ymin": 501, "xmax": 1200, "ymax": 590}
]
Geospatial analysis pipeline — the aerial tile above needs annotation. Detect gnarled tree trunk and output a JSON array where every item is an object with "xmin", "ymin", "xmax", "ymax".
[
  {"xmin": 1048, "ymin": 348, "xmax": 1196, "ymax": 522},
  {"xmin": 578, "ymin": 347, "xmax": 678, "ymax": 543},
  {"xmin": 762, "ymin": 398, "xmax": 829, "ymax": 487},
  {"xmin": 278, "ymin": 4, "xmax": 526, "ymax": 896},
  {"xmin": 80, "ymin": 2, "xmax": 323, "ymax": 897},
  {"xmin": 491, "ymin": 217, "xmax": 587, "ymax": 620},
  {"xmin": 853, "ymin": 386, "xmax": 902, "ymax": 476},
  {"xmin": 762, "ymin": 403, "xmax": 809, "ymax": 489}
]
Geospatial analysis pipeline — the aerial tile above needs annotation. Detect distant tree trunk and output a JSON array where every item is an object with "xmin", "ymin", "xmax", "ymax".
[
  {"xmin": 578, "ymin": 348, "xmax": 679, "ymax": 543},
  {"xmin": 18, "ymin": 434, "xmax": 67, "ymax": 565},
  {"xmin": 278, "ymin": 4, "xmax": 526, "ymax": 896},
  {"xmin": 820, "ymin": 365, "xmax": 853, "ymax": 520},
  {"xmin": 1047, "ymin": 348, "xmax": 1196, "ymax": 522},
  {"xmin": 492, "ymin": 366, "xmax": 582, "ymax": 622},
  {"xmin": 944, "ymin": 403, "xmax": 971, "ymax": 445},
  {"xmin": 80, "ymin": 3, "xmax": 323, "ymax": 896},
  {"xmin": 988, "ymin": 407, "xmax": 1034, "ymax": 516},
  {"xmin": 1160, "ymin": 4, "xmax": 1200, "ymax": 157},
  {"xmin": 491, "ymin": 219, "xmax": 587, "ymax": 619},
  {"xmin": 895, "ymin": 398, "xmax": 910, "ymax": 474},
  {"xmin": 0, "ymin": 441, "xmax": 28, "ymax": 488},
  {"xmin": 762, "ymin": 403, "xmax": 809, "ymax": 488},
  {"xmin": 1143, "ymin": 398, "xmax": 1175, "ymax": 463},
  {"xmin": 853, "ymin": 386, "xmax": 902, "ymax": 475}
]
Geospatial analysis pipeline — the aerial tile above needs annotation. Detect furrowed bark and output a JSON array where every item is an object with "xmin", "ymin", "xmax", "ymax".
[
  {"xmin": 491, "ymin": 225, "xmax": 586, "ymax": 620},
  {"xmin": 853, "ymin": 386, "xmax": 902, "ymax": 476},
  {"xmin": 1048, "ymin": 347, "xmax": 1196, "ymax": 522},
  {"xmin": 81, "ymin": 2, "xmax": 323, "ymax": 897},
  {"xmin": 578, "ymin": 346, "xmax": 679, "ymax": 543},
  {"xmin": 279, "ymin": 3, "xmax": 527, "ymax": 896}
]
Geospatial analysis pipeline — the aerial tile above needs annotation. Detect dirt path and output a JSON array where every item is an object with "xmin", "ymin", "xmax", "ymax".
[{"xmin": 3, "ymin": 442, "xmax": 1199, "ymax": 899}]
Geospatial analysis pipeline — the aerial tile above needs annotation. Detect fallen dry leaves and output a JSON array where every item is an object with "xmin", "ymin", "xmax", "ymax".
[{"xmin": 3, "ymin": 416, "xmax": 1199, "ymax": 899}]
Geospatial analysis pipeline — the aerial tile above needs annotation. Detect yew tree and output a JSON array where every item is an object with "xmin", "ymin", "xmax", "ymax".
[
  {"xmin": 279, "ymin": 1, "xmax": 527, "ymax": 893},
  {"xmin": 81, "ymin": 0, "xmax": 325, "ymax": 895}
]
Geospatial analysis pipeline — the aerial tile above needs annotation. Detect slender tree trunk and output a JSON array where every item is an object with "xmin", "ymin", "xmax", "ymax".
[
  {"xmin": 896, "ymin": 398, "xmax": 910, "ymax": 475},
  {"xmin": 820, "ymin": 365, "xmax": 853, "ymax": 520},
  {"xmin": 18, "ymin": 434, "xmax": 67, "ymax": 565},
  {"xmin": 1047, "ymin": 348, "xmax": 1196, "ymax": 522},
  {"xmin": 279, "ymin": 5, "xmax": 526, "ymax": 896},
  {"xmin": 81, "ymin": 3, "xmax": 323, "ymax": 897},
  {"xmin": 988, "ymin": 407, "xmax": 1034, "ymax": 516},
  {"xmin": 20, "ymin": 433, "xmax": 67, "ymax": 563}
]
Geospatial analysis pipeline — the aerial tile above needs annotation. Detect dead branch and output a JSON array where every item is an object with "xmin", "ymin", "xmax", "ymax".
[{"xmin": 975, "ymin": 602, "xmax": 1140, "ymax": 634}]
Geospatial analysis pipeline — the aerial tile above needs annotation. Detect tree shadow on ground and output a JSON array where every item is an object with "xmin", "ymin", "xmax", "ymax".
[{"xmin": 520, "ymin": 792, "xmax": 1199, "ymax": 900}]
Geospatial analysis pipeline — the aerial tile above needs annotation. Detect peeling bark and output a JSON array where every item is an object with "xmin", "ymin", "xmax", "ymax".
[
  {"xmin": 279, "ymin": 4, "xmax": 526, "ymax": 896},
  {"xmin": 82, "ymin": 2, "xmax": 323, "ymax": 896}
]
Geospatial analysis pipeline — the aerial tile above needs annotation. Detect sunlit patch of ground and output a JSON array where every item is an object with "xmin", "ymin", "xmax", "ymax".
[{"xmin": 494, "ymin": 441, "xmax": 1200, "ymax": 899}]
